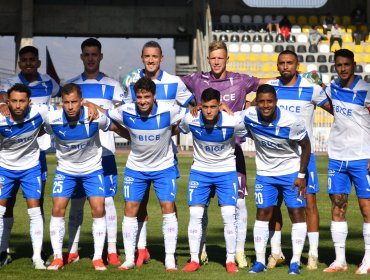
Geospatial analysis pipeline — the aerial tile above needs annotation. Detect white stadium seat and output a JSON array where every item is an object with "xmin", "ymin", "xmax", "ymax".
[
  {"xmin": 251, "ymin": 44, "xmax": 262, "ymax": 53},
  {"xmin": 322, "ymin": 74, "xmax": 330, "ymax": 85},
  {"xmin": 319, "ymin": 44, "xmax": 330, "ymax": 53},
  {"xmin": 364, "ymin": 64, "xmax": 370, "ymax": 73},
  {"xmin": 291, "ymin": 25, "xmax": 302, "ymax": 34},
  {"xmin": 228, "ymin": 43, "xmax": 240, "ymax": 53},
  {"xmin": 297, "ymin": 34, "xmax": 308, "ymax": 43},
  {"xmin": 240, "ymin": 43, "xmax": 251, "ymax": 53},
  {"xmin": 307, "ymin": 63, "xmax": 318, "ymax": 72},
  {"xmin": 262, "ymin": 44, "xmax": 274, "ymax": 53}
]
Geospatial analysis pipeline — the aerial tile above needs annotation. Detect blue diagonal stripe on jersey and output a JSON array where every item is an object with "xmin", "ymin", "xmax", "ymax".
[
  {"xmin": 330, "ymin": 84, "xmax": 367, "ymax": 106},
  {"xmin": 0, "ymin": 113, "xmax": 43, "ymax": 137},
  {"xmin": 18, "ymin": 72, "xmax": 54, "ymax": 97},
  {"xmin": 189, "ymin": 125, "xmax": 234, "ymax": 142},
  {"xmin": 79, "ymin": 84, "xmax": 114, "ymax": 100},
  {"xmin": 244, "ymin": 117, "xmax": 291, "ymax": 139},
  {"xmin": 274, "ymin": 86, "xmax": 314, "ymax": 101},
  {"xmin": 51, "ymin": 122, "xmax": 99, "ymax": 140},
  {"xmin": 122, "ymin": 111, "xmax": 171, "ymax": 130}
]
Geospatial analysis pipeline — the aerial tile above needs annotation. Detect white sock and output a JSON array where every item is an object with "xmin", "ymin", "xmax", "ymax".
[
  {"xmin": 269, "ymin": 230, "xmax": 282, "ymax": 255},
  {"xmin": 137, "ymin": 221, "xmax": 148, "ymax": 249},
  {"xmin": 221, "ymin": 206, "xmax": 237, "ymax": 263},
  {"xmin": 363, "ymin": 223, "xmax": 370, "ymax": 260},
  {"xmin": 291, "ymin": 222, "xmax": 307, "ymax": 264},
  {"xmin": 236, "ymin": 198, "xmax": 247, "ymax": 253},
  {"xmin": 308, "ymin": 232, "xmax": 319, "ymax": 257},
  {"xmin": 200, "ymin": 207, "xmax": 208, "ymax": 255},
  {"xmin": 254, "ymin": 220, "xmax": 269, "ymax": 265},
  {"xmin": 28, "ymin": 207, "xmax": 44, "ymax": 261},
  {"xmin": 0, "ymin": 206, "xmax": 6, "ymax": 254},
  {"xmin": 188, "ymin": 207, "xmax": 204, "ymax": 263},
  {"xmin": 105, "ymin": 197, "xmax": 117, "ymax": 254},
  {"xmin": 1, "ymin": 217, "xmax": 13, "ymax": 252},
  {"xmin": 68, "ymin": 197, "xmax": 85, "ymax": 253},
  {"xmin": 122, "ymin": 216, "xmax": 138, "ymax": 263},
  {"xmin": 92, "ymin": 216, "xmax": 106, "ymax": 261},
  {"xmin": 331, "ymin": 221, "xmax": 348, "ymax": 265},
  {"xmin": 163, "ymin": 213, "xmax": 178, "ymax": 262},
  {"xmin": 50, "ymin": 216, "xmax": 65, "ymax": 258}
]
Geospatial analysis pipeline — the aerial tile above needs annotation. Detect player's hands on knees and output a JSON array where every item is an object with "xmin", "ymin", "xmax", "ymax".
[
  {"xmin": 0, "ymin": 103, "xmax": 10, "ymax": 117},
  {"xmin": 293, "ymin": 178, "xmax": 306, "ymax": 199}
]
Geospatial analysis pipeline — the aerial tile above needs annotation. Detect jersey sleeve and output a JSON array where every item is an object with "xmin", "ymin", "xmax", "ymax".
[
  {"xmin": 98, "ymin": 111, "xmax": 111, "ymax": 132},
  {"xmin": 175, "ymin": 78, "xmax": 194, "ymax": 106},
  {"xmin": 43, "ymin": 115, "xmax": 53, "ymax": 135},
  {"xmin": 178, "ymin": 115, "xmax": 190, "ymax": 134},
  {"xmin": 311, "ymin": 84, "xmax": 328, "ymax": 107},
  {"xmin": 234, "ymin": 112, "xmax": 249, "ymax": 137},
  {"xmin": 112, "ymin": 80, "xmax": 125, "ymax": 104},
  {"xmin": 289, "ymin": 118, "xmax": 308, "ymax": 142},
  {"xmin": 169, "ymin": 104, "xmax": 188, "ymax": 124},
  {"xmin": 106, "ymin": 106, "xmax": 125, "ymax": 126}
]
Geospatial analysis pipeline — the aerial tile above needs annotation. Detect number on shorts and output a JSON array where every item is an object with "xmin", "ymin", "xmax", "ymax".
[
  {"xmin": 124, "ymin": 185, "xmax": 130, "ymax": 198},
  {"xmin": 52, "ymin": 181, "xmax": 63, "ymax": 194},
  {"xmin": 189, "ymin": 189, "xmax": 194, "ymax": 202},
  {"xmin": 254, "ymin": 192, "xmax": 263, "ymax": 205}
]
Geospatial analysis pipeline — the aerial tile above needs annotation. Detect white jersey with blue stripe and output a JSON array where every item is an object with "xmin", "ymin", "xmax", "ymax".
[
  {"xmin": 107, "ymin": 102, "xmax": 187, "ymax": 171},
  {"xmin": 67, "ymin": 72, "xmax": 124, "ymax": 156},
  {"xmin": 0, "ymin": 104, "xmax": 53, "ymax": 170},
  {"xmin": 267, "ymin": 75, "xmax": 328, "ymax": 150},
  {"xmin": 44, "ymin": 107, "xmax": 111, "ymax": 175},
  {"xmin": 125, "ymin": 69, "xmax": 193, "ymax": 106},
  {"xmin": 179, "ymin": 111, "xmax": 247, "ymax": 172},
  {"xmin": 241, "ymin": 106, "xmax": 308, "ymax": 176},
  {"xmin": 0, "ymin": 73, "xmax": 60, "ymax": 104},
  {"xmin": 326, "ymin": 75, "xmax": 370, "ymax": 160}
]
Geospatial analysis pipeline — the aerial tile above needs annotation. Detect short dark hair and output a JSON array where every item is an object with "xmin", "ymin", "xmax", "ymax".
[
  {"xmin": 19, "ymin": 46, "xmax": 39, "ymax": 58},
  {"xmin": 81, "ymin": 38, "xmax": 102, "ymax": 52},
  {"xmin": 278, "ymin": 49, "xmax": 298, "ymax": 62},
  {"xmin": 61, "ymin": 83, "xmax": 82, "ymax": 98},
  {"xmin": 134, "ymin": 77, "xmax": 156, "ymax": 95},
  {"xmin": 7, "ymin": 83, "xmax": 32, "ymax": 98},
  {"xmin": 256, "ymin": 84, "xmax": 277, "ymax": 99},
  {"xmin": 141, "ymin": 41, "xmax": 162, "ymax": 56},
  {"xmin": 334, "ymin": 49, "xmax": 354, "ymax": 62},
  {"xmin": 201, "ymin": 88, "xmax": 220, "ymax": 103}
]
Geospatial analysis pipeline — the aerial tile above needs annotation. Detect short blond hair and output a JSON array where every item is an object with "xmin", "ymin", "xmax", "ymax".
[{"xmin": 208, "ymin": 40, "xmax": 228, "ymax": 55}]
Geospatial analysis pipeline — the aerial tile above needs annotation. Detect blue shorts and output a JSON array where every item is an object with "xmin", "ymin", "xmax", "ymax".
[
  {"xmin": 0, "ymin": 165, "xmax": 42, "ymax": 199},
  {"xmin": 40, "ymin": 151, "xmax": 47, "ymax": 181},
  {"xmin": 306, "ymin": 153, "xmax": 320, "ymax": 195},
  {"xmin": 254, "ymin": 173, "xmax": 306, "ymax": 208},
  {"xmin": 102, "ymin": 155, "xmax": 118, "ymax": 197},
  {"xmin": 123, "ymin": 166, "xmax": 177, "ymax": 202},
  {"xmin": 52, "ymin": 169, "xmax": 105, "ymax": 198},
  {"xmin": 188, "ymin": 169, "xmax": 238, "ymax": 206},
  {"xmin": 327, "ymin": 159, "xmax": 370, "ymax": 198}
]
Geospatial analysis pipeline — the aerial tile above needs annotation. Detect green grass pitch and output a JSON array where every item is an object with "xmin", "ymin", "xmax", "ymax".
[{"xmin": 0, "ymin": 154, "xmax": 366, "ymax": 279}]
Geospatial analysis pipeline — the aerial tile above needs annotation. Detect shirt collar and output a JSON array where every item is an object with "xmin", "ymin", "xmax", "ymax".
[
  {"xmin": 199, "ymin": 111, "xmax": 223, "ymax": 127},
  {"xmin": 81, "ymin": 72, "xmax": 104, "ymax": 81},
  {"xmin": 62, "ymin": 106, "xmax": 85, "ymax": 124},
  {"xmin": 18, "ymin": 72, "xmax": 42, "ymax": 85}
]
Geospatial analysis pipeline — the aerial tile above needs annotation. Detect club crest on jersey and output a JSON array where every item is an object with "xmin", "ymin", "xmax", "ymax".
[
  {"xmin": 255, "ymin": 184, "xmax": 263, "ymax": 190},
  {"xmin": 55, "ymin": 174, "xmax": 65, "ymax": 181},
  {"xmin": 124, "ymin": 176, "xmax": 134, "ymax": 184},
  {"xmin": 189, "ymin": 181, "xmax": 199, "ymax": 188},
  {"xmin": 0, "ymin": 176, "xmax": 5, "ymax": 183}
]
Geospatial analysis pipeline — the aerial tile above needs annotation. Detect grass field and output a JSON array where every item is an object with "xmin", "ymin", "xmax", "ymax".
[{"xmin": 0, "ymin": 154, "xmax": 366, "ymax": 279}]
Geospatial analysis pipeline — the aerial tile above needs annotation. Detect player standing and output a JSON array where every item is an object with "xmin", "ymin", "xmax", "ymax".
[
  {"xmin": 243, "ymin": 84, "xmax": 311, "ymax": 275},
  {"xmin": 322, "ymin": 49, "xmax": 370, "ymax": 275},
  {"xmin": 0, "ymin": 46, "xmax": 60, "ymax": 264},
  {"xmin": 64, "ymin": 38, "xmax": 124, "ymax": 265},
  {"xmin": 265, "ymin": 50, "xmax": 332, "ymax": 270},
  {"xmin": 178, "ymin": 88, "xmax": 247, "ymax": 273}
]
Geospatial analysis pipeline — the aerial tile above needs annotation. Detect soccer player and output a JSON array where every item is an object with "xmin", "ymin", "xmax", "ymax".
[
  {"xmin": 121, "ymin": 40, "xmax": 194, "ymax": 266},
  {"xmin": 178, "ymin": 88, "xmax": 247, "ymax": 273},
  {"xmin": 64, "ymin": 38, "xmax": 124, "ymax": 265},
  {"xmin": 0, "ymin": 46, "xmax": 60, "ymax": 264},
  {"xmin": 243, "ymin": 84, "xmax": 311, "ymax": 275},
  {"xmin": 0, "ymin": 83, "xmax": 55, "ymax": 269},
  {"xmin": 265, "ymin": 50, "xmax": 332, "ymax": 270},
  {"xmin": 45, "ymin": 83, "xmax": 118, "ymax": 271},
  {"xmin": 107, "ymin": 76, "xmax": 187, "ymax": 271},
  {"xmin": 322, "ymin": 49, "xmax": 370, "ymax": 275},
  {"xmin": 180, "ymin": 40, "xmax": 272, "ymax": 268}
]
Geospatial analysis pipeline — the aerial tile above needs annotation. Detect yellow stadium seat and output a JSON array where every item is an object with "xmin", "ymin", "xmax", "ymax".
[
  {"xmin": 360, "ymin": 24, "xmax": 369, "ymax": 34},
  {"xmin": 342, "ymin": 16, "xmax": 351, "ymax": 26},
  {"xmin": 363, "ymin": 54, "xmax": 370, "ymax": 63},
  {"xmin": 237, "ymin": 53, "xmax": 248, "ymax": 62},
  {"xmin": 342, "ymin": 44, "xmax": 353, "ymax": 51},
  {"xmin": 331, "ymin": 43, "xmax": 341, "ymax": 52},
  {"xmin": 297, "ymin": 16, "xmax": 307, "ymax": 25},
  {"xmin": 261, "ymin": 64, "xmax": 272, "ymax": 72},
  {"xmin": 342, "ymin": 34, "xmax": 352, "ymax": 43},
  {"xmin": 226, "ymin": 65, "xmax": 236, "ymax": 72},
  {"xmin": 354, "ymin": 45, "xmax": 364, "ymax": 53},
  {"xmin": 308, "ymin": 16, "xmax": 318, "ymax": 25},
  {"xmin": 365, "ymin": 45, "xmax": 370, "ymax": 53},
  {"xmin": 317, "ymin": 26, "xmax": 324, "ymax": 33},
  {"xmin": 301, "ymin": 25, "xmax": 310, "ymax": 33},
  {"xmin": 238, "ymin": 65, "xmax": 247, "ymax": 73},
  {"xmin": 319, "ymin": 15, "xmax": 326, "ymax": 24},
  {"xmin": 299, "ymin": 64, "xmax": 306, "ymax": 72},
  {"xmin": 354, "ymin": 54, "xmax": 362, "ymax": 62},
  {"xmin": 271, "ymin": 53, "xmax": 279, "ymax": 62},
  {"xmin": 249, "ymin": 54, "xmax": 259, "ymax": 62},
  {"xmin": 346, "ymin": 24, "xmax": 356, "ymax": 33},
  {"xmin": 228, "ymin": 53, "xmax": 236, "ymax": 62},
  {"xmin": 260, "ymin": 54, "xmax": 270, "ymax": 62},
  {"xmin": 287, "ymin": 15, "xmax": 296, "ymax": 25}
]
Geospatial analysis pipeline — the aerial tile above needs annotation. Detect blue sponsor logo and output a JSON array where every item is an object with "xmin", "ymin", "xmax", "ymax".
[{"xmin": 333, "ymin": 105, "xmax": 352, "ymax": 116}]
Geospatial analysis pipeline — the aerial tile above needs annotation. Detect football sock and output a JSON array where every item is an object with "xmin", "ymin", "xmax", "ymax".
[
  {"xmin": 105, "ymin": 197, "xmax": 117, "ymax": 254},
  {"xmin": 221, "ymin": 206, "xmax": 237, "ymax": 263},
  {"xmin": 122, "ymin": 216, "xmax": 138, "ymax": 263},
  {"xmin": 50, "ymin": 216, "xmax": 65, "ymax": 258},
  {"xmin": 291, "ymin": 222, "xmax": 307, "ymax": 264},
  {"xmin": 92, "ymin": 216, "xmax": 106, "ymax": 261},
  {"xmin": 331, "ymin": 221, "xmax": 348, "ymax": 265},
  {"xmin": 28, "ymin": 207, "xmax": 43, "ymax": 261},
  {"xmin": 254, "ymin": 220, "xmax": 269, "ymax": 265},
  {"xmin": 308, "ymin": 232, "xmax": 319, "ymax": 257},
  {"xmin": 236, "ymin": 198, "xmax": 247, "ymax": 253},
  {"xmin": 188, "ymin": 206, "xmax": 204, "ymax": 263}
]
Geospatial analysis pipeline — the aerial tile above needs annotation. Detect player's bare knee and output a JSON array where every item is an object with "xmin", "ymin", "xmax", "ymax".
[
  {"xmin": 256, "ymin": 207, "xmax": 273, "ymax": 221},
  {"xmin": 330, "ymin": 194, "xmax": 348, "ymax": 218},
  {"xmin": 160, "ymin": 202, "xmax": 175, "ymax": 214},
  {"xmin": 288, "ymin": 207, "xmax": 305, "ymax": 223}
]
